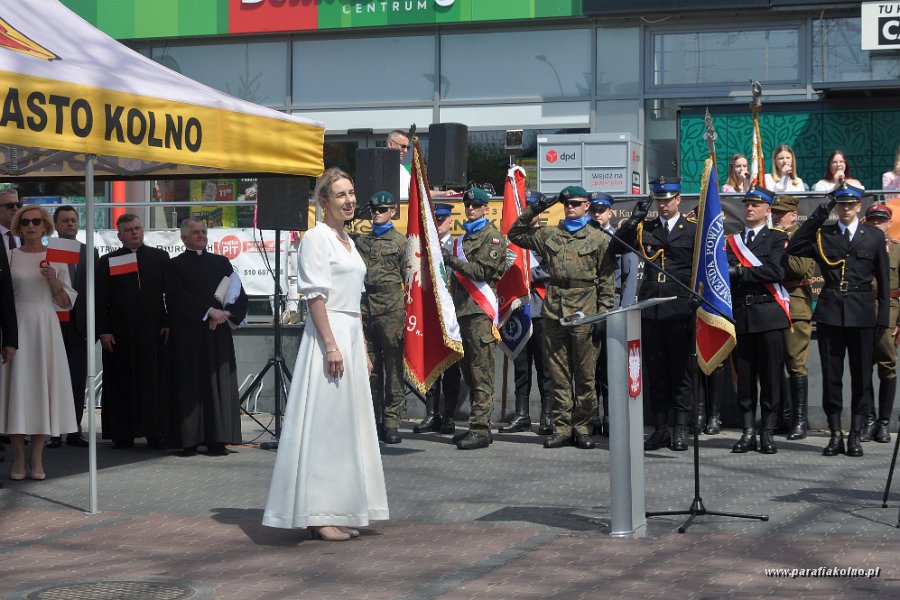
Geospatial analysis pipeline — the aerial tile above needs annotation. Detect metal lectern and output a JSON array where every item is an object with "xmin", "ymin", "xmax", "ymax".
[{"xmin": 563, "ymin": 296, "xmax": 676, "ymax": 538}]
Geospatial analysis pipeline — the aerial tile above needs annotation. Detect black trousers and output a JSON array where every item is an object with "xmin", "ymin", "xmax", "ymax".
[
  {"xmin": 60, "ymin": 322, "xmax": 87, "ymax": 433},
  {"xmin": 426, "ymin": 362, "xmax": 462, "ymax": 416},
  {"xmin": 642, "ymin": 318, "xmax": 693, "ymax": 416},
  {"xmin": 816, "ymin": 323, "xmax": 875, "ymax": 418},
  {"xmin": 735, "ymin": 329, "xmax": 784, "ymax": 419},
  {"xmin": 512, "ymin": 317, "xmax": 551, "ymax": 406}
]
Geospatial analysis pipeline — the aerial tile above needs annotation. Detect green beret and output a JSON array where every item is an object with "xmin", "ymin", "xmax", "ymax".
[
  {"xmin": 369, "ymin": 190, "xmax": 397, "ymax": 207},
  {"xmin": 464, "ymin": 187, "xmax": 490, "ymax": 205},
  {"xmin": 559, "ymin": 185, "xmax": 589, "ymax": 201}
]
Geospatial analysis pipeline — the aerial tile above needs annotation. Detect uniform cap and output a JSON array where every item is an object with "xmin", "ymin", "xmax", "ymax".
[
  {"xmin": 830, "ymin": 181, "xmax": 864, "ymax": 203},
  {"xmin": 369, "ymin": 190, "xmax": 397, "ymax": 207},
  {"xmin": 771, "ymin": 194, "xmax": 798, "ymax": 213},
  {"xmin": 463, "ymin": 186, "xmax": 490, "ymax": 205},
  {"xmin": 743, "ymin": 184, "xmax": 775, "ymax": 205},
  {"xmin": 589, "ymin": 192, "xmax": 615, "ymax": 209},
  {"xmin": 559, "ymin": 185, "xmax": 589, "ymax": 201},
  {"xmin": 434, "ymin": 203, "xmax": 454, "ymax": 218},
  {"xmin": 650, "ymin": 176, "xmax": 681, "ymax": 200},
  {"xmin": 865, "ymin": 203, "xmax": 892, "ymax": 220}
]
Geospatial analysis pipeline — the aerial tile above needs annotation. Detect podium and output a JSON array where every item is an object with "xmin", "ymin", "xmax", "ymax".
[{"xmin": 562, "ymin": 297, "xmax": 675, "ymax": 538}]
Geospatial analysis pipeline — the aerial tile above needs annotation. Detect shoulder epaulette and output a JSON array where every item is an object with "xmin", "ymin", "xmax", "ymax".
[
  {"xmin": 685, "ymin": 216, "xmax": 697, "ymax": 224},
  {"xmin": 771, "ymin": 227, "xmax": 786, "ymax": 233}
]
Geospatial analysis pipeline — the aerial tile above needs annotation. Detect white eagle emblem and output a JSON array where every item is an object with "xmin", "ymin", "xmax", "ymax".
[
  {"xmin": 628, "ymin": 341, "xmax": 642, "ymax": 397},
  {"xmin": 405, "ymin": 234, "xmax": 428, "ymax": 305}
]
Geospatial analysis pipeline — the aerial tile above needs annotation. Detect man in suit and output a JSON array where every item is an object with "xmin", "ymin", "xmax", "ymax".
[
  {"xmin": 47, "ymin": 206, "xmax": 97, "ymax": 448},
  {"xmin": 787, "ymin": 183, "xmax": 889, "ymax": 457},
  {"xmin": 725, "ymin": 186, "xmax": 790, "ymax": 454},
  {"xmin": 0, "ymin": 192, "xmax": 18, "ymax": 473},
  {"xmin": 615, "ymin": 177, "xmax": 697, "ymax": 452}
]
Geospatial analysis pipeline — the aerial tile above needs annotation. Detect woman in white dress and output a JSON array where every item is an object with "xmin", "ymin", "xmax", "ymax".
[
  {"xmin": 263, "ymin": 168, "xmax": 388, "ymax": 541},
  {"xmin": 764, "ymin": 144, "xmax": 808, "ymax": 193},
  {"xmin": 0, "ymin": 206, "xmax": 76, "ymax": 480},
  {"xmin": 814, "ymin": 149, "xmax": 864, "ymax": 192}
]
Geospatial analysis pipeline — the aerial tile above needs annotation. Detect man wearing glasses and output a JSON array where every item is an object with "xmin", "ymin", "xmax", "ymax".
[
  {"xmin": 356, "ymin": 191, "xmax": 407, "ymax": 444},
  {"xmin": 508, "ymin": 186, "xmax": 616, "ymax": 450},
  {"xmin": 0, "ymin": 188, "xmax": 21, "ymax": 252},
  {"xmin": 0, "ymin": 188, "xmax": 18, "ymax": 465},
  {"xmin": 386, "ymin": 130, "xmax": 411, "ymax": 201}
]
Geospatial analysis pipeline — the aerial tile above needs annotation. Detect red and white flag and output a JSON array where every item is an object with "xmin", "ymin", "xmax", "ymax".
[
  {"xmin": 108, "ymin": 252, "xmax": 138, "ymax": 276},
  {"xmin": 46, "ymin": 237, "xmax": 81, "ymax": 264},
  {"xmin": 496, "ymin": 165, "xmax": 532, "ymax": 358},
  {"xmin": 403, "ymin": 136, "xmax": 463, "ymax": 394}
]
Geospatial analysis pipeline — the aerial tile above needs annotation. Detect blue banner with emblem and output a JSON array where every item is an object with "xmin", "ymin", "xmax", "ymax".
[{"xmin": 500, "ymin": 303, "xmax": 532, "ymax": 359}]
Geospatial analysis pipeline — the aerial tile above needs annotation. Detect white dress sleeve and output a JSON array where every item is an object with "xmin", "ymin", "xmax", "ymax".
[{"xmin": 296, "ymin": 227, "xmax": 333, "ymax": 303}]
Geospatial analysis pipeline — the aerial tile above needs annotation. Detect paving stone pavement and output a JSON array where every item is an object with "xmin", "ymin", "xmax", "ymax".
[{"xmin": 1, "ymin": 415, "xmax": 899, "ymax": 598}]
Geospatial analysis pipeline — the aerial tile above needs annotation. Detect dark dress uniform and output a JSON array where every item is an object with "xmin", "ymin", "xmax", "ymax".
[
  {"xmin": 786, "ymin": 184, "xmax": 890, "ymax": 457},
  {"xmin": 443, "ymin": 187, "xmax": 508, "ymax": 450},
  {"xmin": 615, "ymin": 178, "xmax": 696, "ymax": 451},
  {"xmin": 355, "ymin": 192, "xmax": 407, "ymax": 444},
  {"xmin": 508, "ymin": 186, "xmax": 615, "ymax": 449},
  {"xmin": 773, "ymin": 194, "xmax": 817, "ymax": 441},
  {"xmin": 726, "ymin": 187, "xmax": 790, "ymax": 454}
]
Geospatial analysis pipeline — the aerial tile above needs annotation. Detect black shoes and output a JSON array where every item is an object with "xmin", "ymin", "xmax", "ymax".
[
  {"xmin": 207, "ymin": 443, "xmax": 230, "ymax": 456},
  {"xmin": 860, "ymin": 415, "xmax": 876, "ymax": 443},
  {"xmin": 498, "ymin": 414, "xmax": 532, "ymax": 434},
  {"xmin": 46, "ymin": 437, "xmax": 62, "ymax": 448},
  {"xmin": 383, "ymin": 428, "xmax": 402, "ymax": 444},
  {"xmin": 845, "ymin": 431, "xmax": 864, "ymax": 457},
  {"xmin": 873, "ymin": 420, "xmax": 891, "ymax": 443},
  {"xmin": 179, "ymin": 446, "xmax": 199, "ymax": 457},
  {"xmin": 731, "ymin": 429, "xmax": 757, "ymax": 453},
  {"xmin": 644, "ymin": 426, "xmax": 669, "ymax": 451},
  {"xmin": 573, "ymin": 432, "xmax": 595, "ymax": 449},
  {"xmin": 543, "ymin": 432, "xmax": 572, "ymax": 449},
  {"xmin": 412, "ymin": 414, "xmax": 441, "ymax": 434},
  {"xmin": 146, "ymin": 437, "xmax": 165, "ymax": 450},
  {"xmin": 452, "ymin": 430, "xmax": 493, "ymax": 445},
  {"xmin": 537, "ymin": 413, "xmax": 553, "ymax": 436},
  {"xmin": 670, "ymin": 425, "xmax": 688, "ymax": 451},
  {"xmin": 66, "ymin": 434, "xmax": 89, "ymax": 447},
  {"xmin": 110, "ymin": 440, "xmax": 135, "ymax": 450},
  {"xmin": 456, "ymin": 431, "xmax": 490, "ymax": 450},
  {"xmin": 823, "ymin": 430, "xmax": 845, "ymax": 456},
  {"xmin": 758, "ymin": 429, "xmax": 777, "ymax": 454}
]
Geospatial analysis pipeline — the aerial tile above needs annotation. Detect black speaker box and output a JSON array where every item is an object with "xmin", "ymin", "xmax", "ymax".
[
  {"xmin": 427, "ymin": 122, "xmax": 468, "ymax": 188},
  {"xmin": 355, "ymin": 148, "xmax": 401, "ymax": 209},
  {"xmin": 256, "ymin": 177, "xmax": 311, "ymax": 231}
]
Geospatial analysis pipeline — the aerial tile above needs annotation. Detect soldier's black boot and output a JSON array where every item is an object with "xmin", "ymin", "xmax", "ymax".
[
  {"xmin": 383, "ymin": 427, "xmax": 402, "ymax": 445},
  {"xmin": 874, "ymin": 377, "xmax": 896, "ymax": 443},
  {"xmin": 775, "ymin": 376, "xmax": 792, "ymax": 435},
  {"xmin": 823, "ymin": 413, "xmax": 845, "ymax": 456},
  {"xmin": 786, "ymin": 375, "xmax": 808, "ymax": 440},
  {"xmin": 758, "ymin": 413, "xmax": 777, "ymax": 454},
  {"xmin": 732, "ymin": 411, "xmax": 757, "ymax": 453},
  {"xmin": 705, "ymin": 394, "xmax": 721, "ymax": 435},
  {"xmin": 860, "ymin": 412, "xmax": 876, "ymax": 443},
  {"xmin": 499, "ymin": 396, "xmax": 532, "ymax": 433},
  {"xmin": 413, "ymin": 396, "xmax": 441, "ymax": 433},
  {"xmin": 644, "ymin": 412, "xmax": 670, "ymax": 451},
  {"xmin": 670, "ymin": 412, "xmax": 689, "ymax": 451},
  {"xmin": 537, "ymin": 395, "xmax": 553, "ymax": 435},
  {"xmin": 846, "ymin": 414, "xmax": 864, "ymax": 457},
  {"xmin": 439, "ymin": 395, "xmax": 456, "ymax": 434}
]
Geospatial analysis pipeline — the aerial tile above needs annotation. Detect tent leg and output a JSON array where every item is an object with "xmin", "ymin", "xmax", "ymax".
[{"xmin": 85, "ymin": 156, "xmax": 99, "ymax": 515}]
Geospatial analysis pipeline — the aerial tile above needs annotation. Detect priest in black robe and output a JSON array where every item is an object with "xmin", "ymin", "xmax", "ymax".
[
  {"xmin": 96, "ymin": 214, "xmax": 170, "ymax": 449},
  {"xmin": 166, "ymin": 217, "xmax": 247, "ymax": 456}
]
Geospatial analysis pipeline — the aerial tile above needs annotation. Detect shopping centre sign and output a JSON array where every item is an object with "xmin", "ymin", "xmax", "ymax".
[
  {"xmin": 861, "ymin": 1, "xmax": 900, "ymax": 50},
  {"xmin": 61, "ymin": 0, "xmax": 582, "ymax": 39}
]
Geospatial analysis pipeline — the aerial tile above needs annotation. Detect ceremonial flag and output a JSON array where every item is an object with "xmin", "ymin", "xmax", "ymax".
[
  {"xmin": 46, "ymin": 237, "xmax": 81, "ymax": 264},
  {"xmin": 108, "ymin": 252, "xmax": 138, "ymax": 276},
  {"xmin": 691, "ymin": 158, "xmax": 737, "ymax": 375},
  {"xmin": 497, "ymin": 165, "xmax": 532, "ymax": 359},
  {"xmin": 403, "ymin": 137, "xmax": 464, "ymax": 394}
]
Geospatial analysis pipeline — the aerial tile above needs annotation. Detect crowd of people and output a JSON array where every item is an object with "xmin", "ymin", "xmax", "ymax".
[{"xmin": 0, "ymin": 191, "xmax": 249, "ymax": 482}]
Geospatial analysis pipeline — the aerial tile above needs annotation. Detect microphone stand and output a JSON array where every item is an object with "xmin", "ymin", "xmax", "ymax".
[{"xmin": 596, "ymin": 218, "xmax": 769, "ymax": 533}]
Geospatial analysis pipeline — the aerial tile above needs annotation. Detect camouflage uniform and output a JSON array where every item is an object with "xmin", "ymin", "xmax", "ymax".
[
  {"xmin": 870, "ymin": 236, "xmax": 900, "ymax": 440},
  {"xmin": 445, "ymin": 220, "xmax": 508, "ymax": 437},
  {"xmin": 508, "ymin": 202, "xmax": 615, "ymax": 439},
  {"xmin": 356, "ymin": 224, "xmax": 407, "ymax": 431}
]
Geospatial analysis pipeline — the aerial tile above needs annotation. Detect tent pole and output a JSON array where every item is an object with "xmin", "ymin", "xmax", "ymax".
[{"xmin": 85, "ymin": 155, "xmax": 99, "ymax": 515}]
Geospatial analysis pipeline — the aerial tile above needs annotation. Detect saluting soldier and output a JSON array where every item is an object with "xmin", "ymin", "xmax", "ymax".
[
  {"xmin": 860, "ymin": 203, "xmax": 899, "ymax": 443},
  {"xmin": 442, "ymin": 187, "xmax": 508, "ymax": 450},
  {"xmin": 771, "ymin": 194, "xmax": 816, "ymax": 440},
  {"xmin": 615, "ymin": 177, "xmax": 696, "ymax": 452},
  {"xmin": 787, "ymin": 182, "xmax": 889, "ymax": 457},
  {"xmin": 725, "ymin": 186, "xmax": 790, "ymax": 454},
  {"xmin": 508, "ymin": 186, "xmax": 615, "ymax": 450},
  {"xmin": 356, "ymin": 191, "xmax": 407, "ymax": 445}
]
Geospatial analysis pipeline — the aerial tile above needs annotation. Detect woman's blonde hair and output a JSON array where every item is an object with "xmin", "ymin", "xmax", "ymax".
[
  {"xmin": 771, "ymin": 144, "xmax": 800, "ymax": 187},
  {"xmin": 12, "ymin": 204, "xmax": 54, "ymax": 237},
  {"xmin": 726, "ymin": 153, "xmax": 748, "ymax": 190},
  {"xmin": 313, "ymin": 167, "xmax": 353, "ymax": 207}
]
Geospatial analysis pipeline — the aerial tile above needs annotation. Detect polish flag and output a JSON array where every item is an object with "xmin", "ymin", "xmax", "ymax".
[
  {"xmin": 45, "ymin": 237, "xmax": 81, "ymax": 264},
  {"xmin": 109, "ymin": 253, "xmax": 138, "ymax": 276}
]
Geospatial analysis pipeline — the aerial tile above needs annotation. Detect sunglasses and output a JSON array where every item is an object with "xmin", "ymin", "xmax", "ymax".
[
  {"xmin": 589, "ymin": 205, "xmax": 609, "ymax": 213},
  {"xmin": 20, "ymin": 217, "xmax": 43, "ymax": 226},
  {"xmin": 435, "ymin": 216, "xmax": 449, "ymax": 223},
  {"xmin": 1, "ymin": 202, "xmax": 21, "ymax": 209},
  {"xmin": 564, "ymin": 200, "xmax": 588, "ymax": 208},
  {"xmin": 371, "ymin": 205, "xmax": 394, "ymax": 214},
  {"xmin": 463, "ymin": 201, "xmax": 485, "ymax": 209}
]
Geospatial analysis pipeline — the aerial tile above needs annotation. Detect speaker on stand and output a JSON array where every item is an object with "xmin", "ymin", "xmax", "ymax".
[
  {"xmin": 427, "ymin": 123, "xmax": 468, "ymax": 189},
  {"xmin": 243, "ymin": 176, "xmax": 312, "ymax": 449},
  {"xmin": 355, "ymin": 148, "xmax": 401, "ymax": 216}
]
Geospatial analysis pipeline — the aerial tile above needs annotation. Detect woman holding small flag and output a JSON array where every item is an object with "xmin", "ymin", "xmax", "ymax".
[{"xmin": 0, "ymin": 205, "xmax": 76, "ymax": 480}]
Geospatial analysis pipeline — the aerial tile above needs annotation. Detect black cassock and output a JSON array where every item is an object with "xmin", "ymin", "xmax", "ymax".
[
  {"xmin": 96, "ymin": 245, "xmax": 170, "ymax": 442},
  {"xmin": 166, "ymin": 250, "xmax": 248, "ymax": 449}
]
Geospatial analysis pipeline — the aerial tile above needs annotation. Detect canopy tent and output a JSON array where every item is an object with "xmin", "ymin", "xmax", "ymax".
[{"xmin": 0, "ymin": 0, "xmax": 325, "ymax": 512}]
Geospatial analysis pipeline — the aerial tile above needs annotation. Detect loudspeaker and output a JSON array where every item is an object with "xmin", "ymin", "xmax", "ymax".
[
  {"xmin": 256, "ymin": 177, "xmax": 311, "ymax": 231},
  {"xmin": 355, "ymin": 148, "xmax": 400, "ymax": 209},
  {"xmin": 427, "ymin": 122, "xmax": 468, "ymax": 188}
]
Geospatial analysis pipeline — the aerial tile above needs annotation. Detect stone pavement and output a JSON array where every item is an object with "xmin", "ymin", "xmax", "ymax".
[{"xmin": 1, "ymin": 415, "xmax": 899, "ymax": 599}]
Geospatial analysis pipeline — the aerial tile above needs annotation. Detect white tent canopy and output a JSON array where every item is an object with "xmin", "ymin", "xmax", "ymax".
[{"xmin": 0, "ymin": 0, "xmax": 325, "ymax": 513}]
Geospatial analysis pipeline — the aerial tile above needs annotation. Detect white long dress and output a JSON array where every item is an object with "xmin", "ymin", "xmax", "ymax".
[
  {"xmin": 0, "ymin": 249, "xmax": 77, "ymax": 435},
  {"xmin": 263, "ymin": 224, "xmax": 389, "ymax": 529}
]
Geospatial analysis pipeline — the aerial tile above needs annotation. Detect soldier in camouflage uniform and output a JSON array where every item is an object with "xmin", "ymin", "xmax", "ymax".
[
  {"xmin": 508, "ymin": 186, "xmax": 615, "ymax": 449},
  {"xmin": 442, "ymin": 187, "xmax": 508, "ymax": 450},
  {"xmin": 771, "ymin": 194, "xmax": 816, "ymax": 440},
  {"xmin": 861, "ymin": 203, "xmax": 899, "ymax": 443},
  {"xmin": 356, "ymin": 191, "xmax": 407, "ymax": 444}
]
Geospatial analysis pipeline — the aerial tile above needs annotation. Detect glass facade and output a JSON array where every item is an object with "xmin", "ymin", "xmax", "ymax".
[{"xmin": 813, "ymin": 17, "xmax": 900, "ymax": 82}]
